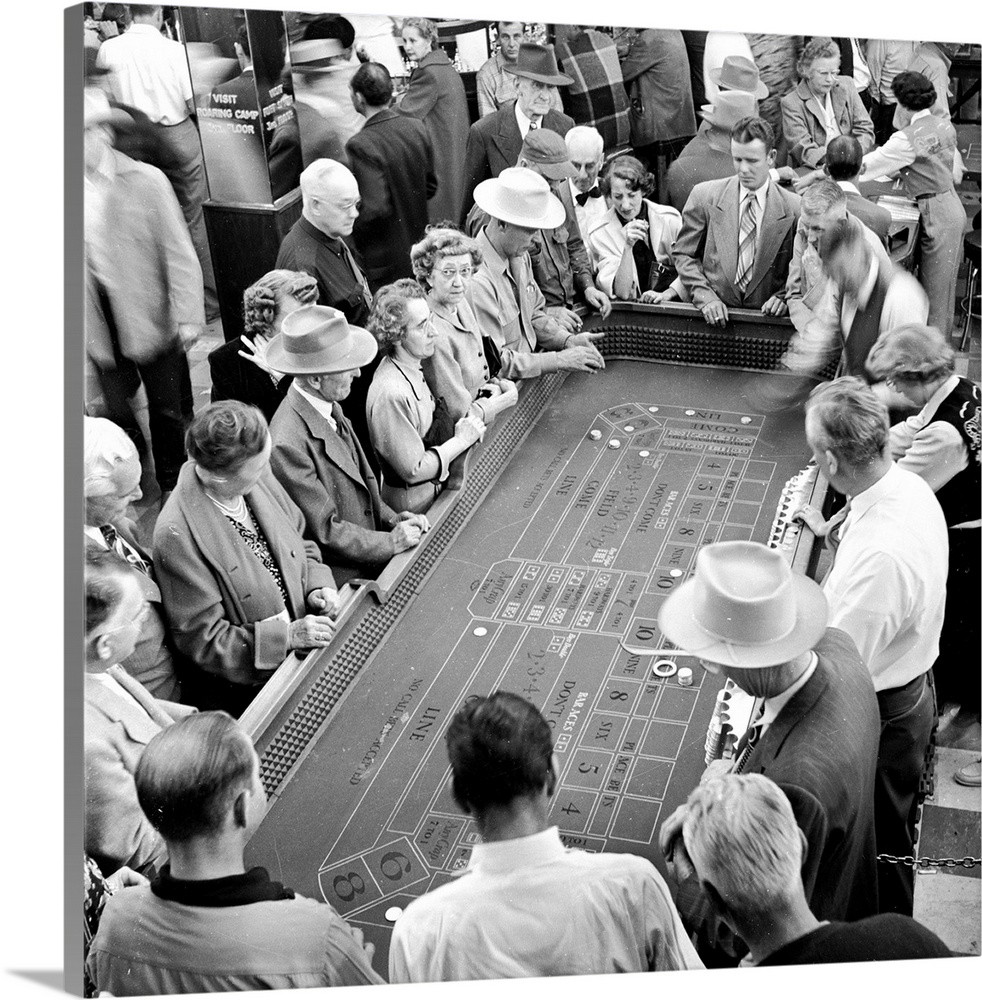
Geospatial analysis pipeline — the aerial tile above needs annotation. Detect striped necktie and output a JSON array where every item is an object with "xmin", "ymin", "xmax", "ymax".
[
  {"xmin": 735, "ymin": 191, "xmax": 758, "ymax": 292},
  {"xmin": 100, "ymin": 524, "xmax": 151, "ymax": 576}
]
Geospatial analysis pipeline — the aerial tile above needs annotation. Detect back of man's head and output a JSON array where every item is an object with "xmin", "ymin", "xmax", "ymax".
[
  {"xmin": 824, "ymin": 135, "xmax": 863, "ymax": 181},
  {"xmin": 136, "ymin": 712, "xmax": 258, "ymax": 844},
  {"xmin": 302, "ymin": 14, "xmax": 355, "ymax": 50},
  {"xmin": 446, "ymin": 691, "xmax": 553, "ymax": 814},
  {"xmin": 129, "ymin": 4, "xmax": 162, "ymax": 21},
  {"xmin": 805, "ymin": 376, "xmax": 890, "ymax": 468},
  {"xmin": 801, "ymin": 178, "xmax": 846, "ymax": 219},
  {"xmin": 730, "ymin": 115, "xmax": 775, "ymax": 153},
  {"xmin": 683, "ymin": 773, "xmax": 803, "ymax": 923},
  {"xmin": 351, "ymin": 62, "xmax": 393, "ymax": 108}
]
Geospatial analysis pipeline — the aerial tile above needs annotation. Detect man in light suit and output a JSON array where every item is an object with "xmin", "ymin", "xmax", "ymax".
[
  {"xmin": 267, "ymin": 305, "xmax": 430, "ymax": 588},
  {"xmin": 85, "ymin": 87, "xmax": 203, "ymax": 498},
  {"xmin": 674, "ymin": 116, "xmax": 800, "ymax": 327},
  {"xmin": 85, "ymin": 545, "xmax": 196, "ymax": 878},
  {"xmin": 657, "ymin": 541, "xmax": 880, "ymax": 967},
  {"xmin": 84, "ymin": 416, "xmax": 181, "ymax": 702},
  {"xmin": 462, "ymin": 43, "xmax": 575, "ymax": 222}
]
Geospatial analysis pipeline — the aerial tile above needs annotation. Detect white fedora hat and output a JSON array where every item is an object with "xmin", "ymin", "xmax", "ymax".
[
  {"xmin": 474, "ymin": 167, "xmax": 566, "ymax": 230},
  {"xmin": 658, "ymin": 541, "xmax": 828, "ymax": 668},
  {"xmin": 265, "ymin": 305, "xmax": 377, "ymax": 375}
]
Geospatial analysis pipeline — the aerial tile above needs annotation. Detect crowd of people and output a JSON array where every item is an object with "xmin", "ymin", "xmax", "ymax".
[{"xmin": 81, "ymin": 8, "xmax": 977, "ymax": 993}]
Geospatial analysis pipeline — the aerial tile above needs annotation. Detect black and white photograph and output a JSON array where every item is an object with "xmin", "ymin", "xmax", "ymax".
[{"xmin": 5, "ymin": 2, "xmax": 980, "ymax": 997}]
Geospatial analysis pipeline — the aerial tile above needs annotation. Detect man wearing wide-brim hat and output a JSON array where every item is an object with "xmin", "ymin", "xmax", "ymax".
[
  {"xmin": 465, "ymin": 128, "xmax": 611, "ymax": 328},
  {"xmin": 462, "ymin": 43, "xmax": 575, "ymax": 223},
  {"xmin": 666, "ymin": 91, "xmax": 758, "ymax": 212},
  {"xmin": 466, "ymin": 167, "xmax": 606, "ymax": 382},
  {"xmin": 266, "ymin": 305, "xmax": 430, "ymax": 588},
  {"xmin": 654, "ymin": 540, "xmax": 880, "ymax": 966}
]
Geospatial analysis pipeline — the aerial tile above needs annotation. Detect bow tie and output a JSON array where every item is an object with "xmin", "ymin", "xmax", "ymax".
[{"xmin": 575, "ymin": 187, "xmax": 602, "ymax": 207}]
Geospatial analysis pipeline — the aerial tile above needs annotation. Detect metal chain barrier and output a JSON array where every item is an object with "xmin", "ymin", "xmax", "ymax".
[{"xmin": 877, "ymin": 853, "xmax": 981, "ymax": 869}]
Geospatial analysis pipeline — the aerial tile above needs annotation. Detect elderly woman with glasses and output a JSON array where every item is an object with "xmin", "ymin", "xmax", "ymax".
[
  {"xmin": 781, "ymin": 36, "xmax": 874, "ymax": 170},
  {"xmin": 208, "ymin": 269, "xmax": 319, "ymax": 423},
  {"xmin": 153, "ymin": 401, "xmax": 340, "ymax": 717},
  {"xmin": 410, "ymin": 226, "xmax": 518, "ymax": 430},
  {"xmin": 366, "ymin": 279, "xmax": 489, "ymax": 514},
  {"xmin": 866, "ymin": 324, "xmax": 980, "ymax": 765}
]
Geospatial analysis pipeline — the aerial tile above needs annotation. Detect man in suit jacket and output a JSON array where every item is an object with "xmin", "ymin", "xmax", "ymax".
[
  {"xmin": 347, "ymin": 62, "xmax": 437, "ymax": 293},
  {"xmin": 85, "ymin": 545, "xmax": 196, "ymax": 878},
  {"xmin": 657, "ymin": 541, "xmax": 880, "ymax": 966},
  {"xmin": 84, "ymin": 416, "xmax": 181, "ymax": 702},
  {"xmin": 462, "ymin": 43, "xmax": 575, "ymax": 222},
  {"xmin": 267, "ymin": 305, "xmax": 430, "ymax": 588},
  {"xmin": 666, "ymin": 90, "xmax": 758, "ymax": 212},
  {"xmin": 824, "ymin": 135, "xmax": 891, "ymax": 242},
  {"xmin": 85, "ymin": 88, "xmax": 203, "ymax": 496},
  {"xmin": 674, "ymin": 115, "xmax": 800, "ymax": 327}
]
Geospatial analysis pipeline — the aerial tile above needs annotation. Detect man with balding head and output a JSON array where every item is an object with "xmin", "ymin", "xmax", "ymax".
[
  {"xmin": 276, "ymin": 159, "xmax": 378, "ymax": 461},
  {"xmin": 276, "ymin": 158, "xmax": 373, "ymax": 328},
  {"xmin": 87, "ymin": 712, "xmax": 383, "ymax": 994},
  {"xmin": 346, "ymin": 62, "xmax": 437, "ymax": 292},
  {"xmin": 823, "ymin": 135, "xmax": 891, "ymax": 241},
  {"xmin": 565, "ymin": 125, "xmax": 606, "ymax": 268}
]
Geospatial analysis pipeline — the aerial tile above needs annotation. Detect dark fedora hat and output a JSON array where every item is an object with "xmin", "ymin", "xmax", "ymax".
[{"xmin": 503, "ymin": 42, "xmax": 573, "ymax": 87}]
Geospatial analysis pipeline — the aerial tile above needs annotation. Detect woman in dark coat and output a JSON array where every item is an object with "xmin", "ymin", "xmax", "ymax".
[{"xmin": 398, "ymin": 17, "xmax": 470, "ymax": 223}]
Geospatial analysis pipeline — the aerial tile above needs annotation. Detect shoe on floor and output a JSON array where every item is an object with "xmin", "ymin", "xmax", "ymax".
[{"xmin": 953, "ymin": 758, "xmax": 982, "ymax": 787}]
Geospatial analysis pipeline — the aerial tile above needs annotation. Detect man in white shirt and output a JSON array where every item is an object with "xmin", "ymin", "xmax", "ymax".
[
  {"xmin": 656, "ymin": 541, "xmax": 879, "ymax": 965},
  {"xmin": 96, "ymin": 3, "xmax": 216, "ymax": 317},
  {"xmin": 389, "ymin": 690, "xmax": 703, "ymax": 981},
  {"xmin": 803, "ymin": 377, "xmax": 947, "ymax": 917},
  {"xmin": 564, "ymin": 125, "xmax": 607, "ymax": 270}
]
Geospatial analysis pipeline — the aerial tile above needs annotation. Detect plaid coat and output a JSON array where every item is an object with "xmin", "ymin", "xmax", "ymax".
[{"xmin": 556, "ymin": 29, "xmax": 631, "ymax": 152}]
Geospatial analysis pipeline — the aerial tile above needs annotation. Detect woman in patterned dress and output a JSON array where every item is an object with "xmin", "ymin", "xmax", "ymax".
[{"xmin": 153, "ymin": 401, "xmax": 340, "ymax": 716}]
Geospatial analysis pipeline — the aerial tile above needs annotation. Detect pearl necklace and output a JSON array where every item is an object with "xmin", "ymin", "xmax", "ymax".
[{"xmin": 205, "ymin": 491, "xmax": 247, "ymax": 520}]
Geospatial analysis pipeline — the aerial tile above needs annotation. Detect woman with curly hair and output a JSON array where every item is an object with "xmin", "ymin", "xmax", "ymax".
[
  {"xmin": 866, "ymin": 323, "xmax": 980, "ymax": 766},
  {"xmin": 410, "ymin": 225, "xmax": 518, "ymax": 431},
  {"xmin": 366, "ymin": 279, "xmax": 486, "ymax": 513},
  {"xmin": 207, "ymin": 269, "xmax": 318, "ymax": 422},
  {"xmin": 590, "ymin": 156, "xmax": 687, "ymax": 304}
]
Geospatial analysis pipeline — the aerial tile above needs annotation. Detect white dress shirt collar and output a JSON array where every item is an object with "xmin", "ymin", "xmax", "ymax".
[
  {"xmin": 292, "ymin": 383, "xmax": 337, "ymax": 430},
  {"xmin": 759, "ymin": 652, "xmax": 818, "ymax": 734},
  {"xmin": 739, "ymin": 178, "xmax": 769, "ymax": 211},
  {"xmin": 468, "ymin": 826, "xmax": 566, "ymax": 874},
  {"xmin": 910, "ymin": 108, "xmax": 933, "ymax": 124},
  {"xmin": 515, "ymin": 101, "xmax": 537, "ymax": 138}
]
